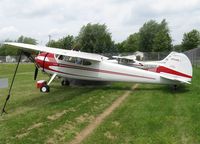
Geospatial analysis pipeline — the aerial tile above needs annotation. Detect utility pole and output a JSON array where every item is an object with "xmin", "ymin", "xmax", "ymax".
[{"xmin": 48, "ymin": 35, "xmax": 51, "ymax": 43}]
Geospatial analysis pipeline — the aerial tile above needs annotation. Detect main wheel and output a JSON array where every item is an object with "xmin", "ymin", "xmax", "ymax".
[
  {"xmin": 40, "ymin": 85, "xmax": 50, "ymax": 93},
  {"xmin": 61, "ymin": 80, "xmax": 70, "ymax": 86},
  {"xmin": 173, "ymin": 85, "xmax": 178, "ymax": 91}
]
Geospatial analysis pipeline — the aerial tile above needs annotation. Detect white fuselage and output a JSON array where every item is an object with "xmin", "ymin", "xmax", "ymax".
[{"xmin": 37, "ymin": 53, "xmax": 176, "ymax": 85}]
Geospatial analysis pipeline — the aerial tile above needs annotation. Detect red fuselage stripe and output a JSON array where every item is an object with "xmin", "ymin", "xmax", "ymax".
[
  {"xmin": 57, "ymin": 63, "xmax": 155, "ymax": 80},
  {"xmin": 47, "ymin": 68, "xmax": 100, "ymax": 79},
  {"xmin": 39, "ymin": 60, "xmax": 156, "ymax": 80}
]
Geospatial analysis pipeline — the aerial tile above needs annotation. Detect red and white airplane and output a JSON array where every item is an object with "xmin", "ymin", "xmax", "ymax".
[
  {"xmin": 1, "ymin": 42, "xmax": 193, "ymax": 115},
  {"xmin": 4, "ymin": 42, "xmax": 193, "ymax": 93}
]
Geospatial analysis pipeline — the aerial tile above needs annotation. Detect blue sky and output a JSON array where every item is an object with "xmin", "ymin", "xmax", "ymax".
[{"xmin": 0, "ymin": 0, "xmax": 200, "ymax": 45}]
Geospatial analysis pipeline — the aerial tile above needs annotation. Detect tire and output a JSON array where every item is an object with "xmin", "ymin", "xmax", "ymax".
[
  {"xmin": 61, "ymin": 80, "xmax": 70, "ymax": 86},
  {"xmin": 173, "ymin": 85, "xmax": 178, "ymax": 91},
  {"xmin": 40, "ymin": 85, "xmax": 50, "ymax": 93}
]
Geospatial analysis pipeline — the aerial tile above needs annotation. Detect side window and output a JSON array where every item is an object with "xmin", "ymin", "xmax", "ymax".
[
  {"xmin": 57, "ymin": 55, "xmax": 92, "ymax": 66},
  {"xmin": 82, "ymin": 59, "xmax": 92, "ymax": 65},
  {"xmin": 118, "ymin": 59, "xmax": 134, "ymax": 65},
  {"xmin": 76, "ymin": 58, "xmax": 83, "ymax": 64}
]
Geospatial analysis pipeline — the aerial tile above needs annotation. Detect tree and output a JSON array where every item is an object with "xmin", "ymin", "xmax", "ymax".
[
  {"xmin": 76, "ymin": 23, "xmax": 115, "ymax": 53},
  {"xmin": 46, "ymin": 35, "xmax": 74, "ymax": 50},
  {"xmin": 17, "ymin": 35, "xmax": 37, "ymax": 45},
  {"xmin": 62, "ymin": 35, "xmax": 74, "ymax": 49},
  {"xmin": 0, "ymin": 36, "xmax": 37, "ymax": 56},
  {"xmin": 173, "ymin": 44, "xmax": 183, "ymax": 52},
  {"xmin": 181, "ymin": 29, "xmax": 200, "ymax": 51},
  {"xmin": 139, "ymin": 20, "xmax": 159, "ymax": 52},
  {"xmin": 138, "ymin": 19, "xmax": 172, "ymax": 52},
  {"xmin": 122, "ymin": 33, "xmax": 140, "ymax": 52},
  {"xmin": 46, "ymin": 40, "xmax": 62, "ymax": 48},
  {"xmin": 0, "ymin": 39, "xmax": 15, "ymax": 56},
  {"xmin": 115, "ymin": 41, "xmax": 125, "ymax": 53},
  {"xmin": 152, "ymin": 20, "xmax": 172, "ymax": 52}
]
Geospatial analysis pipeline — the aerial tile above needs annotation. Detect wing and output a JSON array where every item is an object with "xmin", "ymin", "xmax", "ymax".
[
  {"xmin": 112, "ymin": 55, "xmax": 136, "ymax": 61},
  {"xmin": 4, "ymin": 42, "xmax": 108, "ymax": 62},
  {"xmin": 160, "ymin": 74, "xmax": 191, "ymax": 84}
]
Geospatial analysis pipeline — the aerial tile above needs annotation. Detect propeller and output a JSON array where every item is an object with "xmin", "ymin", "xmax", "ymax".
[
  {"xmin": 23, "ymin": 52, "xmax": 39, "ymax": 80},
  {"xmin": 34, "ymin": 66, "xmax": 38, "ymax": 80}
]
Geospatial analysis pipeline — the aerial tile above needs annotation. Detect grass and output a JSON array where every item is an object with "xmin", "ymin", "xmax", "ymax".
[
  {"xmin": 83, "ymin": 68, "xmax": 200, "ymax": 144},
  {"xmin": 0, "ymin": 63, "xmax": 132, "ymax": 144},
  {"xmin": 0, "ymin": 64, "xmax": 200, "ymax": 144}
]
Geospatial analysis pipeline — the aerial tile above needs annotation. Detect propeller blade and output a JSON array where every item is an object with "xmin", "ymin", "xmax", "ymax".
[{"xmin": 34, "ymin": 66, "xmax": 38, "ymax": 80}]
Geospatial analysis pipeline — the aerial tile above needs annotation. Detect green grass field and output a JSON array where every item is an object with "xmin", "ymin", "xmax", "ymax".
[
  {"xmin": 0, "ymin": 64, "xmax": 200, "ymax": 144},
  {"xmin": 83, "ymin": 68, "xmax": 200, "ymax": 144}
]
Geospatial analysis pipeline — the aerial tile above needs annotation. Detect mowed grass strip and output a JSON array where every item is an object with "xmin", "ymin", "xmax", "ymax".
[
  {"xmin": 83, "ymin": 67, "xmax": 200, "ymax": 144},
  {"xmin": 70, "ymin": 84, "xmax": 138, "ymax": 144},
  {"xmin": 0, "ymin": 64, "xmax": 133, "ymax": 144}
]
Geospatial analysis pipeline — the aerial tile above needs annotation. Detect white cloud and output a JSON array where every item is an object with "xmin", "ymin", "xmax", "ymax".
[
  {"xmin": 0, "ymin": 26, "xmax": 18, "ymax": 34},
  {"xmin": 0, "ymin": 26, "xmax": 20, "ymax": 40},
  {"xmin": 0, "ymin": 0, "xmax": 199, "ymax": 45}
]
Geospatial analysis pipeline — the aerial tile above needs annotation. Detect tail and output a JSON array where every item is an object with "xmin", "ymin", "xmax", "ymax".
[{"xmin": 157, "ymin": 52, "xmax": 192, "ymax": 84}]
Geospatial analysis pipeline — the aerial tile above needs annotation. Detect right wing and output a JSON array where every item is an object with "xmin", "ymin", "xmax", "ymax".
[{"xmin": 4, "ymin": 42, "xmax": 108, "ymax": 62}]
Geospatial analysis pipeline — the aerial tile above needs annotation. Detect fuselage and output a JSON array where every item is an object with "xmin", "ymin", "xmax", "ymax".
[{"xmin": 35, "ymin": 52, "xmax": 186, "ymax": 85}]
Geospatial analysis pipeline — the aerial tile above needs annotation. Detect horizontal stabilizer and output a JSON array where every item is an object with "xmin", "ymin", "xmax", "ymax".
[{"xmin": 160, "ymin": 74, "xmax": 191, "ymax": 84}]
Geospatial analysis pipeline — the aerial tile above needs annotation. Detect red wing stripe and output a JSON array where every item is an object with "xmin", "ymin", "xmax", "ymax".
[{"xmin": 156, "ymin": 66, "xmax": 192, "ymax": 78}]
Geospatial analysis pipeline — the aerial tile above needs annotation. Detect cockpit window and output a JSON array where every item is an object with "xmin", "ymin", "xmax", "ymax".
[
  {"xmin": 67, "ymin": 57, "xmax": 76, "ymax": 63},
  {"xmin": 58, "ymin": 55, "xmax": 64, "ymax": 60}
]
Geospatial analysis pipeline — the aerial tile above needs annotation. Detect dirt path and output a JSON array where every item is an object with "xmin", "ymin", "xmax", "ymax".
[{"xmin": 70, "ymin": 84, "xmax": 138, "ymax": 144}]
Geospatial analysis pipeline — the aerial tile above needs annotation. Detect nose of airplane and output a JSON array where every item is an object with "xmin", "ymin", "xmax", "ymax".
[
  {"xmin": 35, "ymin": 55, "xmax": 40, "ymax": 66},
  {"xmin": 34, "ymin": 54, "xmax": 44, "ymax": 68}
]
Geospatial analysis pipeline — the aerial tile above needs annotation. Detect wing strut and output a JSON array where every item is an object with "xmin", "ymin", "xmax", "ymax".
[{"xmin": 1, "ymin": 51, "xmax": 23, "ymax": 116}]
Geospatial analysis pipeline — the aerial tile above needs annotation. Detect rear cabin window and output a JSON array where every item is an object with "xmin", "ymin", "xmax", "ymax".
[
  {"xmin": 82, "ymin": 59, "xmax": 92, "ymax": 65},
  {"xmin": 118, "ymin": 59, "xmax": 135, "ymax": 65}
]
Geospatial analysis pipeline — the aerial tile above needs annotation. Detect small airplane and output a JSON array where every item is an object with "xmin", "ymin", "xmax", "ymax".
[{"xmin": 0, "ymin": 42, "xmax": 192, "ymax": 115}]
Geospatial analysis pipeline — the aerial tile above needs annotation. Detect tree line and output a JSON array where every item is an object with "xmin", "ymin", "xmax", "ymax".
[{"xmin": 0, "ymin": 19, "xmax": 200, "ymax": 56}]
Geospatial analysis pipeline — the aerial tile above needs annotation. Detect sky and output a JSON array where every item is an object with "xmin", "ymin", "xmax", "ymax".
[{"xmin": 0, "ymin": 0, "xmax": 200, "ymax": 45}]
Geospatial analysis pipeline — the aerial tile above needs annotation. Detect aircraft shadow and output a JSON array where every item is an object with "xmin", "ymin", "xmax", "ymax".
[
  {"xmin": 18, "ymin": 84, "xmax": 190, "ymax": 110},
  {"xmin": 135, "ymin": 84, "xmax": 190, "ymax": 94},
  {"xmin": 21, "ymin": 87, "xmax": 96, "ymax": 108}
]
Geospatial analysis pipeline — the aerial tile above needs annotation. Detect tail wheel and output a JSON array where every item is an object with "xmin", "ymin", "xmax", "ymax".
[
  {"xmin": 173, "ymin": 85, "xmax": 178, "ymax": 91},
  {"xmin": 40, "ymin": 85, "xmax": 50, "ymax": 93},
  {"xmin": 61, "ymin": 80, "xmax": 70, "ymax": 86}
]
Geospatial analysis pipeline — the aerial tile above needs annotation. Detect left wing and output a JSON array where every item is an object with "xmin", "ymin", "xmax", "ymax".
[{"xmin": 4, "ymin": 42, "xmax": 108, "ymax": 62}]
